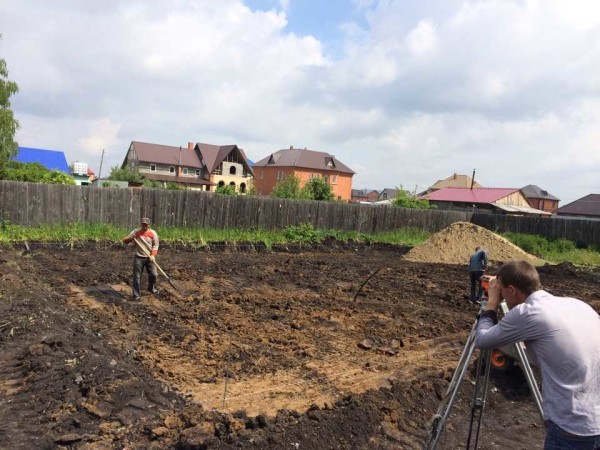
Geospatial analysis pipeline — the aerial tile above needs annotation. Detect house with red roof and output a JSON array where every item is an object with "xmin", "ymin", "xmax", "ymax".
[{"xmin": 425, "ymin": 187, "xmax": 551, "ymax": 216}]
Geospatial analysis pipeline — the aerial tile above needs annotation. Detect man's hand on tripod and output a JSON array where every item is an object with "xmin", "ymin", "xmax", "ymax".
[{"xmin": 485, "ymin": 277, "xmax": 502, "ymax": 311}]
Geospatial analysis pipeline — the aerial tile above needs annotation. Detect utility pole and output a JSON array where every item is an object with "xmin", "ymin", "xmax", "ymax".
[{"xmin": 98, "ymin": 148, "xmax": 105, "ymax": 179}]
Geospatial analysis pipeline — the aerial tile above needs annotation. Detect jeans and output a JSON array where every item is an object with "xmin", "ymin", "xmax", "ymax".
[
  {"xmin": 132, "ymin": 255, "xmax": 158, "ymax": 298},
  {"xmin": 469, "ymin": 270, "xmax": 484, "ymax": 301},
  {"xmin": 544, "ymin": 421, "xmax": 600, "ymax": 450}
]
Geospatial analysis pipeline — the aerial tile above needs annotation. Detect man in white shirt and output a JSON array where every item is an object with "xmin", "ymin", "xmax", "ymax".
[{"xmin": 475, "ymin": 260, "xmax": 600, "ymax": 449}]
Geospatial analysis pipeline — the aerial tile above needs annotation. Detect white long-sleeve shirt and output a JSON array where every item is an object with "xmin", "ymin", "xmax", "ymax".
[{"xmin": 476, "ymin": 290, "xmax": 600, "ymax": 436}]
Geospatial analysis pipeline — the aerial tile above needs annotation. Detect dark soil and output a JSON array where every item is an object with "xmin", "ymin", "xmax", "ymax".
[{"xmin": 0, "ymin": 242, "xmax": 599, "ymax": 449}]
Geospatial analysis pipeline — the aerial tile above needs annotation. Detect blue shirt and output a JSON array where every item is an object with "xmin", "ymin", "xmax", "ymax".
[{"xmin": 468, "ymin": 249, "xmax": 488, "ymax": 272}]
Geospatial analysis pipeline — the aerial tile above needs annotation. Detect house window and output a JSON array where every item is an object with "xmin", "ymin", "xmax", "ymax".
[
  {"xmin": 230, "ymin": 166, "xmax": 237, "ymax": 175},
  {"xmin": 331, "ymin": 175, "xmax": 338, "ymax": 184},
  {"xmin": 169, "ymin": 166, "xmax": 175, "ymax": 174},
  {"xmin": 277, "ymin": 171, "xmax": 283, "ymax": 181},
  {"xmin": 150, "ymin": 164, "xmax": 156, "ymax": 172},
  {"xmin": 260, "ymin": 170, "xmax": 263, "ymax": 180},
  {"xmin": 195, "ymin": 169, "xmax": 200, "ymax": 176},
  {"xmin": 183, "ymin": 168, "xmax": 188, "ymax": 175},
  {"xmin": 218, "ymin": 181, "xmax": 225, "ymax": 187},
  {"xmin": 240, "ymin": 182, "xmax": 246, "ymax": 193}
]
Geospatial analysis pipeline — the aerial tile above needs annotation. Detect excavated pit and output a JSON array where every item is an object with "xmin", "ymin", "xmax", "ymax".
[{"xmin": 1, "ymin": 224, "xmax": 598, "ymax": 449}]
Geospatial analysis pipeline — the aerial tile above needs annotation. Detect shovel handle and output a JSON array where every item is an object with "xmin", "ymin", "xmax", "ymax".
[{"xmin": 133, "ymin": 238, "xmax": 170, "ymax": 280}]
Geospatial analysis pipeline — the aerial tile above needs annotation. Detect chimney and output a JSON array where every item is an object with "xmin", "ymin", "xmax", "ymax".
[
  {"xmin": 188, "ymin": 142, "xmax": 194, "ymax": 150},
  {"xmin": 290, "ymin": 145, "xmax": 293, "ymax": 149}
]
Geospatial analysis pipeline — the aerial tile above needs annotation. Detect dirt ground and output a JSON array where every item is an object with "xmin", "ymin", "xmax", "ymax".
[{"xmin": 1, "ymin": 239, "xmax": 599, "ymax": 449}]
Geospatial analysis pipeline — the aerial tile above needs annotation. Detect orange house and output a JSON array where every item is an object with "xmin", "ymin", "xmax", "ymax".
[{"xmin": 252, "ymin": 147, "xmax": 355, "ymax": 201}]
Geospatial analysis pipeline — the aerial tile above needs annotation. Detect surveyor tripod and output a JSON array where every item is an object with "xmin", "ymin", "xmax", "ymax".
[{"xmin": 426, "ymin": 301, "xmax": 544, "ymax": 449}]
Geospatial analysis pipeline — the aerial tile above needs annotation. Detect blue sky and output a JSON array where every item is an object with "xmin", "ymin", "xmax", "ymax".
[
  {"xmin": 1, "ymin": 0, "xmax": 599, "ymax": 204},
  {"xmin": 244, "ymin": 0, "xmax": 366, "ymax": 46}
]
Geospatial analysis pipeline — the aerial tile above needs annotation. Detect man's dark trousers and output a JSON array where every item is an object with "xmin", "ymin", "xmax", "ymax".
[
  {"xmin": 132, "ymin": 255, "xmax": 158, "ymax": 298},
  {"xmin": 469, "ymin": 270, "xmax": 484, "ymax": 302}
]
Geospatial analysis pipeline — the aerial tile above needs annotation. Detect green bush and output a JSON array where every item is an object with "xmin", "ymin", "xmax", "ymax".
[
  {"xmin": 392, "ymin": 187, "xmax": 434, "ymax": 209},
  {"xmin": 283, "ymin": 223, "xmax": 320, "ymax": 242},
  {"xmin": 215, "ymin": 184, "xmax": 237, "ymax": 195},
  {"xmin": 2, "ymin": 161, "xmax": 75, "ymax": 185}
]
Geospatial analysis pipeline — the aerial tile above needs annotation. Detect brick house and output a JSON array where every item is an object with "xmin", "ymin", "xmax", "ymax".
[
  {"xmin": 351, "ymin": 189, "xmax": 380, "ymax": 203},
  {"xmin": 520, "ymin": 185, "xmax": 560, "ymax": 213},
  {"xmin": 252, "ymin": 147, "xmax": 355, "ymax": 201}
]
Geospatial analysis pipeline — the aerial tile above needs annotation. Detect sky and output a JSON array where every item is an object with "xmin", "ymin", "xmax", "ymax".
[{"xmin": 1, "ymin": 0, "xmax": 599, "ymax": 205}]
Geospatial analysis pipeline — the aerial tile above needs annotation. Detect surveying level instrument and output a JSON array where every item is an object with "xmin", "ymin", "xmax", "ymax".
[{"xmin": 426, "ymin": 299, "xmax": 544, "ymax": 449}]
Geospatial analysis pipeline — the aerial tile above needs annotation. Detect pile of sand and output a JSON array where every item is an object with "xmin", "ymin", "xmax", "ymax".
[{"xmin": 404, "ymin": 222, "xmax": 544, "ymax": 265}]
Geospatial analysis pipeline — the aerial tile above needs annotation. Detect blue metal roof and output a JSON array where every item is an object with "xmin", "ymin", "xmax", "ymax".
[{"xmin": 15, "ymin": 147, "xmax": 70, "ymax": 173}]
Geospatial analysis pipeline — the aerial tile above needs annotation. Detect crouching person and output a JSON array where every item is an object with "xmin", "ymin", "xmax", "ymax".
[{"xmin": 475, "ymin": 260, "xmax": 600, "ymax": 449}]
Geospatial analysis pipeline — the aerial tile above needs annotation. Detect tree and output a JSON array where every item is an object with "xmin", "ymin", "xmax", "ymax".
[
  {"xmin": 391, "ymin": 187, "xmax": 435, "ymax": 209},
  {"xmin": 301, "ymin": 177, "xmax": 334, "ymax": 201},
  {"xmin": 3, "ymin": 161, "xmax": 75, "ymax": 185},
  {"xmin": 271, "ymin": 175, "xmax": 303, "ymax": 199},
  {"xmin": 108, "ymin": 166, "xmax": 146, "ymax": 184},
  {"xmin": 0, "ymin": 35, "xmax": 20, "ymax": 176}
]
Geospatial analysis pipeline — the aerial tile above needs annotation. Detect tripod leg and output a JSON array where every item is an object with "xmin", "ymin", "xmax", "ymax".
[
  {"xmin": 466, "ymin": 348, "xmax": 492, "ymax": 449},
  {"xmin": 427, "ymin": 322, "xmax": 478, "ymax": 450}
]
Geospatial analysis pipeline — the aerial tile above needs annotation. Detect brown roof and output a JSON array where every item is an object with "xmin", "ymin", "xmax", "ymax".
[
  {"xmin": 555, "ymin": 194, "xmax": 600, "ymax": 217},
  {"xmin": 195, "ymin": 143, "xmax": 254, "ymax": 176},
  {"xmin": 253, "ymin": 148, "xmax": 355, "ymax": 174},
  {"xmin": 128, "ymin": 141, "xmax": 203, "ymax": 168},
  {"xmin": 521, "ymin": 184, "xmax": 560, "ymax": 201}
]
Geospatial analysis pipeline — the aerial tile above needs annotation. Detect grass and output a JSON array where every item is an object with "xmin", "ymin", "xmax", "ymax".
[
  {"xmin": 0, "ymin": 221, "xmax": 431, "ymax": 249},
  {"xmin": 502, "ymin": 232, "xmax": 600, "ymax": 267},
  {"xmin": 1, "ymin": 221, "xmax": 598, "ymax": 267}
]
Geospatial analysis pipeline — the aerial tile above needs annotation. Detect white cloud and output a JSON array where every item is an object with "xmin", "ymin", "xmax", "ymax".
[
  {"xmin": 1, "ymin": 0, "xmax": 599, "ymax": 205},
  {"xmin": 405, "ymin": 20, "xmax": 437, "ymax": 57}
]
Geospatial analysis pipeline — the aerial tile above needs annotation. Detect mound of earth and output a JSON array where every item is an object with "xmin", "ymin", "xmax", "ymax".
[{"xmin": 404, "ymin": 221, "xmax": 544, "ymax": 265}]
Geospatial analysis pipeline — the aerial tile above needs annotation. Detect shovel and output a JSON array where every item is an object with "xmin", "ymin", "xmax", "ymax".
[{"xmin": 133, "ymin": 238, "xmax": 178, "ymax": 290}]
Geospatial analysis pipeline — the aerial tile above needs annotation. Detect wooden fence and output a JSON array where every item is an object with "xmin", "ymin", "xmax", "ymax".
[
  {"xmin": 1, "ymin": 180, "xmax": 599, "ymax": 246},
  {"xmin": 0, "ymin": 181, "xmax": 468, "ymax": 233},
  {"xmin": 471, "ymin": 213, "xmax": 600, "ymax": 248}
]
